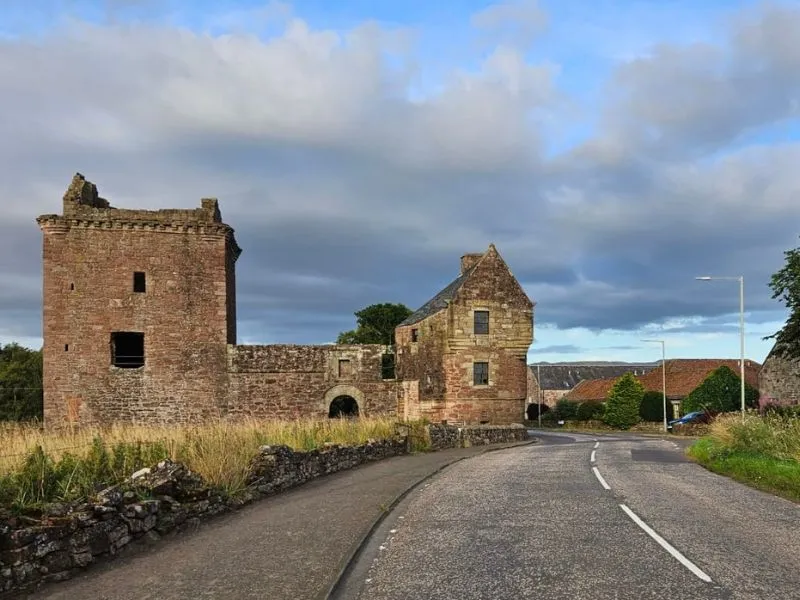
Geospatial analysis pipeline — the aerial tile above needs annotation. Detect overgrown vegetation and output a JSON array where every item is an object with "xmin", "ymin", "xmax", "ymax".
[
  {"xmin": 603, "ymin": 373, "xmax": 644, "ymax": 430},
  {"xmin": 687, "ymin": 413, "xmax": 800, "ymax": 502},
  {"xmin": 0, "ymin": 417, "xmax": 410, "ymax": 512},
  {"xmin": 336, "ymin": 302, "xmax": 413, "ymax": 345},
  {"xmin": 0, "ymin": 343, "xmax": 43, "ymax": 422},
  {"xmin": 681, "ymin": 365, "xmax": 759, "ymax": 414},
  {"xmin": 554, "ymin": 398, "xmax": 580, "ymax": 421},
  {"xmin": 639, "ymin": 391, "xmax": 666, "ymax": 422},
  {"xmin": 764, "ymin": 236, "xmax": 800, "ymax": 359},
  {"xmin": 576, "ymin": 401, "xmax": 604, "ymax": 421}
]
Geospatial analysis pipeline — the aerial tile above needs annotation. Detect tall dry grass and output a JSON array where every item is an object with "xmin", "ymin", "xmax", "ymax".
[
  {"xmin": 0, "ymin": 417, "xmax": 401, "ymax": 508},
  {"xmin": 707, "ymin": 413, "xmax": 800, "ymax": 462}
]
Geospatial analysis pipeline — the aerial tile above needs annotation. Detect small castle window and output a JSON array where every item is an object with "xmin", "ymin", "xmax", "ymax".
[
  {"xmin": 381, "ymin": 353, "xmax": 396, "ymax": 379},
  {"xmin": 111, "ymin": 332, "xmax": 145, "ymax": 368},
  {"xmin": 133, "ymin": 272, "xmax": 146, "ymax": 293},
  {"xmin": 474, "ymin": 361, "xmax": 489, "ymax": 385},
  {"xmin": 69, "ymin": 283, "xmax": 74, "ymax": 291},
  {"xmin": 411, "ymin": 329, "xmax": 418, "ymax": 342},
  {"xmin": 474, "ymin": 310, "xmax": 489, "ymax": 335},
  {"xmin": 338, "ymin": 359, "xmax": 352, "ymax": 378},
  {"xmin": 64, "ymin": 344, "xmax": 69, "ymax": 352}
]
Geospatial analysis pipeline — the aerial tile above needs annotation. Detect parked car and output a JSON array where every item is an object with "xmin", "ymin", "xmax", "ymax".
[{"xmin": 667, "ymin": 409, "xmax": 718, "ymax": 430}]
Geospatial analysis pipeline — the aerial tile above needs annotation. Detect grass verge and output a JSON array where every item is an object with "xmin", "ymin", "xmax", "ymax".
[
  {"xmin": 686, "ymin": 413, "xmax": 800, "ymax": 504},
  {"xmin": 0, "ymin": 417, "xmax": 418, "ymax": 513}
]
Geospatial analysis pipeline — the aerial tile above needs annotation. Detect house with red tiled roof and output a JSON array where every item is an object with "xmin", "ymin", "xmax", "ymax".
[{"xmin": 564, "ymin": 359, "xmax": 762, "ymax": 416}]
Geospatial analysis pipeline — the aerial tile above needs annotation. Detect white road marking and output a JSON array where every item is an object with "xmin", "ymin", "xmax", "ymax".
[
  {"xmin": 619, "ymin": 503, "xmax": 713, "ymax": 583},
  {"xmin": 593, "ymin": 441, "xmax": 600, "ymax": 449},
  {"xmin": 590, "ymin": 450, "xmax": 597, "ymax": 463},
  {"xmin": 592, "ymin": 466, "xmax": 610, "ymax": 490}
]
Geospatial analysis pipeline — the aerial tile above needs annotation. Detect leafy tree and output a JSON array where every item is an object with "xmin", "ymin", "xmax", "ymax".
[
  {"xmin": 639, "ymin": 391, "xmax": 666, "ymax": 422},
  {"xmin": 603, "ymin": 373, "xmax": 644, "ymax": 430},
  {"xmin": 0, "ymin": 343, "xmax": 43, "ymax": 421},
  {"xmin": 554, "ymin": 398, "xmax": 580, "ymax": 420},
  {"xmin": 336, "ymin": 303, "xmax": 413, "ymax": 345},
  {"xmin": 765, "ymin": 239, "xmax": 800, "ymax": 358},
  {"xmin": 681, "ymin": 365, "xmax": 760, "ymax": 414}
]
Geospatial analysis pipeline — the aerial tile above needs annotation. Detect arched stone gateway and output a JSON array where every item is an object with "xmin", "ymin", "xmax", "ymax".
[
  {"xmin": 329, "ymin": 395, "xmax": 359, "ymax": 418},
  {"xmin": 323, "ymin": 385, "xmax": 367, "ymax": 418}
]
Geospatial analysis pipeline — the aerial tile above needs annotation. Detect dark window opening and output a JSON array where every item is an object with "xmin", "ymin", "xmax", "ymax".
[
  {"xmin": 329, "ymin": 395, "xmax": 359, "ymax": 418},
  {"xmin": 474, "ymin": 310, "xmax": 489, "ymax": 335},
  {"xmin": 133, "ymin": 272, "xmax": 146, "ymax": 293},
  {"xmin": 381, "ymin": 353, "xmax": 396, "ymax": 379},
  {"xmin": 411, "ymin": 328, "xmax": 418, "ymax": 342},
  {"xmin": 69, "ymin": 283, "xmax": 74, "ymax": 291},
  {"xmin": 338, "ymin": 359, "xmax": 352, "ymax": 378},
  {"xmin": 474, "ymin": 361, "xmax": 489, "ymax": 385},
  {"xmin": 64, "ymin": 344, "xmax": 69, "ymax": 352},
  {"xmin": 111, "ymin": 332, "xmax": 145, "ymax": 368}
]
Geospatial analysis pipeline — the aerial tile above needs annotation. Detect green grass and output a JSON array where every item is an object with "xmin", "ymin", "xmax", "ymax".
[{"xmin": 687, "ymin": 414, "xmax": 800, "ymax": 503}]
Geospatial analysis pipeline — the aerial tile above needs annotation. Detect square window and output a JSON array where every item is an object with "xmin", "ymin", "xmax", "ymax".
[
  {"xmin": 473, "ymin": 361, "xmax": 489, "ymax": 385},
  {"xmin": 474, "ymin": 310, "xmax": 489, "ymax": 335},
  {"xmin": 133, "ymin": 272, "xmax": 146, "ymax": 293},
  {"xmin": 111, "ymin": 332, "xmax": 145, "ymax": 368}
]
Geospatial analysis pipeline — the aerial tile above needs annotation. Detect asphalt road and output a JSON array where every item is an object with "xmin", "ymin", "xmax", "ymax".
[{"xmin": 340, "ymin": 430, "xmax": 800, "ymax": 600}]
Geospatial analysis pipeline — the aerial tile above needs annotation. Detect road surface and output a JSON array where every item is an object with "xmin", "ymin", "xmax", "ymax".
[{"xmin": 336, "ymin": 430, "xmax": 800, "ymax": 600}]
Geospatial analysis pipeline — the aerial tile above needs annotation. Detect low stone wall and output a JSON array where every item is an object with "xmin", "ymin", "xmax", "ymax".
[
  {"xmin": 0, "ymin": 438, "xmax": 406, "ymax": 597},
  {"xmin": 427, "ymin": 423, "xmax": 528, "ymax": 450}
]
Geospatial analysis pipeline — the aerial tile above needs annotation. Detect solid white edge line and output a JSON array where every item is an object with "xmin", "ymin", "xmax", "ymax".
[
  {"xmin": 593, "ymin": 441, "xmax": 600, "ymax": 449},
  {"xmin": 619, "ymin": 503, "xmax": 713, "ymax": 583},
  {"xmin": 592, "ymin": 466, "xmax": 610, "ymax": 490},
  {"xmin": 590, "ymin": 450, "xmax": 596, "ymax": 463}
]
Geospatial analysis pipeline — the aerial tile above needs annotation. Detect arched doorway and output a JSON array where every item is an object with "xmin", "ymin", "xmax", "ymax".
[{"xmin": 329, "ymin": 395, "xmax": 359, "ymax": 418}]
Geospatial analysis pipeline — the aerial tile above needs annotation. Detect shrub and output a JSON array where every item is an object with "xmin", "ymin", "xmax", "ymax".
[
  {"xmin": 639, "ymin": 391, "xmax": 666, "ymax": 422},
  {"xmin": 762, "ymin": 403, "xmax": 800, "ymax": 419},
  {"xmin": 603, "ymin": 373, "xmax": 644, "ymax": 430},
  {"xmin": 576, "ymin": 401, "xmax": 604, "ymax": 421},
  {"xmin": 681, "ymin": 366, "xmax": 760, "ymax": 414},
  {"xmin": 526, "ymin": 403, "xmax": 550, "ymax": 420},
  {"xmin": 554, "ymin": 398, "xmax": 580, "ymax": 421}
]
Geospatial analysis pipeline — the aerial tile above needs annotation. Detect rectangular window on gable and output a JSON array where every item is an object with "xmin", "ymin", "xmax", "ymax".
[
  {"xmin": 474, "ymin": 310, "xmax": 489, "ymax": 335},
  {"xmin": 473, "ymin": 361, "xmax": 489, "ymax": 385},
  {"xmin": 133, "ymin": 272, "xmax": 146, "ymax": 293},
  {"xmin": 411, "ymin": 328, "xmax": 418, "ymax": 342},
  {"xmin": 111, "ymin": 332, "xmax": 145, "ymax": 368}
]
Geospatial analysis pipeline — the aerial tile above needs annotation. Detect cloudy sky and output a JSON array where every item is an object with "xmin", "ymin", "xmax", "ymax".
[{"xmin": 2, "ymin": 0, "xmax": 799, "ymax": 364}]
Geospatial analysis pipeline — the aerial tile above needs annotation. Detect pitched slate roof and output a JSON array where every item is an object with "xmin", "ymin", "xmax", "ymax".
[
  {"xmin": 564, "ymin": 358, "xmax": 763, "ymax": 402},
  {"xmin": 530, "ymin": 363, "xmax": 656, "ymax": 391},
  {"xmin": 398, "ymin": 258, "xmax": 482, "ymax": 327}
]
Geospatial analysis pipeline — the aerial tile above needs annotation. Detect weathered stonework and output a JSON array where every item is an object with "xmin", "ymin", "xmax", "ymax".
[
  {"xmin": 426, "ymin": 423, "xmax": 529, "ymax": 450},
  {"xmin": 38, "ymin": 175, "xmax": 533, "ymax": 426},
  {"xmin": 395, "ymin": 246, "xmax": 534, "ymax": 424},
  {"xmin": 759, "ymin": 344, "xmax": 800, "ymax": 406}
]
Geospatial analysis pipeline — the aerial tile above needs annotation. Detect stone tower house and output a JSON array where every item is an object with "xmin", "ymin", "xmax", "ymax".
[
  {"xmin": 36, "ymin": 174, "xmax": 241, "ymax": 424},
  {"xmin": 394, "ymin": 244, "xmax": 534, "ymax": 423}
]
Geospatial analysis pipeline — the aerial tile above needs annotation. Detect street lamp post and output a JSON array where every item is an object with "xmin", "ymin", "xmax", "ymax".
[
  {"xmin": 537, "ymin": 364, "xmax": 542, "ymax": 428},
  {"xmin": 641, "ymin": 339, "xmax": 667, "ymax": 431},
  {"xmin": 695, "ymin": 275, "xmax": 746, "ymax": 420}
]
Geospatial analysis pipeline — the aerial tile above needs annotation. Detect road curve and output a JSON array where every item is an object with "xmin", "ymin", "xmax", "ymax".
[{"xmin": 338, "ymin": 431, "xmax": 800, "ymax": 600}]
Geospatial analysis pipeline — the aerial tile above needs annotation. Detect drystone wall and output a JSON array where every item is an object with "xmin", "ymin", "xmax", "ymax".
[
  {"xmin": 427, "ymin": 423, "xmax": 528, "ymax": 451},
  {"xmin": 0, "ymin": 439, "xmax": 406, "ymax": 597}
]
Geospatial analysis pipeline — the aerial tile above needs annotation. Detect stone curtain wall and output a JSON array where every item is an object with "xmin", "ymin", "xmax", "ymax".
[
  {"xmin": 426, "ymin": 424, "xmax": 528, "ymax": 450},
  {"xmin": 0, "ymin": 440, "xmax": 406, "ymax": 596},
  {"xmin": 758, "ymin": 351, "xmax": 800, "ymax": 406},
  {"xmin": 225, "ymin": 344, "xmax": 399, "ymax": 419}
]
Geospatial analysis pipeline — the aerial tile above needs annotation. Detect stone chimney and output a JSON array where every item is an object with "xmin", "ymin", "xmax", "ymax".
[{"xmin": 460, "ymin": 253, "xmax": 483, "ymax": 275}]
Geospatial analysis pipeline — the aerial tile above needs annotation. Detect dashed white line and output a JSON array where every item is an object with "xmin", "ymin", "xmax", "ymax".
[
  {"xmin": 590, "ymin": 450, "xmax": 597, "ymax": 463},
  {"xmin": 619, "ymin": 503, "xmax": 713, "ymax": 583},
  {"xmin": 592, "ymin": 466, "xmax": 610, "ymax": 490},
  {"xmin": 593, "ymin": 441, "xmax": 600, "ymax": 449}
]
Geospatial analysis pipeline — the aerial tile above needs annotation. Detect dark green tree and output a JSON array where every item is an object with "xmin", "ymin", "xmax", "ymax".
[
  {"xmin": 680, "ymin": 366, "xmax": 760, "ymax": 414},
  {"xmin": 603, "ymin": 373, "xmax": 644, "ymax": 430},
  {"xmin": 639, "ymin": 391, "xmax": 666, "ymax": 422},
  {"xmin": 0, "ymin": 343, "xmax": 43, "ymax": 421},
  {"xmin": 765, "ymin": 238, "xmax": 800, "ymax": 358},
  {"xmin": 336, "ymin": 303, "xmax": 413, "ymax": 345}
]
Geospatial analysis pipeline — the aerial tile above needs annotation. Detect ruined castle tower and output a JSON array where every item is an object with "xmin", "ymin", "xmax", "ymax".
[{"xmin": 36, "ymin": 174, "xmax": 241, "ymax": 425}]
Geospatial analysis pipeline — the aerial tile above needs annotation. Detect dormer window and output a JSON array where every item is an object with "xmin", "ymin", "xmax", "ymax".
[{"xmin": 474, "ymin": 310, "xmax": 489, "ymax": 335}]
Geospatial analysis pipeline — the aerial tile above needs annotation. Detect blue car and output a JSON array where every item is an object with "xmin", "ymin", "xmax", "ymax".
[{"xmin": 667, "ymin": 410, "xmax": 717, "ymax": 430}]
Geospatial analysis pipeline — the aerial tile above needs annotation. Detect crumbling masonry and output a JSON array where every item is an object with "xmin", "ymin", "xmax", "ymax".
[{"xmin": 37, "ymin": 174, "xmax": 534, "ymax": 426}]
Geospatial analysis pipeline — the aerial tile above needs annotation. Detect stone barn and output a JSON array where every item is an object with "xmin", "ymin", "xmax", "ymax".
[{"xmin": 37, "ymin": 174, "xmax": 534, "ymax": 426}]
